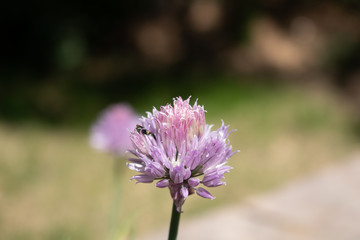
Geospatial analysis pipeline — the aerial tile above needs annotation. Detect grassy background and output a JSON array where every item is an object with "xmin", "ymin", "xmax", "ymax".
[{"xmin": 1, "ymin": 78, "xmax": 358, "ymax": 240}]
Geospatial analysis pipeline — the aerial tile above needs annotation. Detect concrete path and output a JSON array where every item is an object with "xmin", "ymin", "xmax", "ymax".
[{"xmin": 140, "ymin": 154, "xmax": 360, "ymax": 240}]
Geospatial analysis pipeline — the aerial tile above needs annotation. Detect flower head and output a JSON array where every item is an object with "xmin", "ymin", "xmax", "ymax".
[
  {"xmin": 128, "ymin": 97, "xmax": 238, "ymax": 212},
  {"xmin": 90, "ymin": 103, "xmax": 139, "ymax": 156}
]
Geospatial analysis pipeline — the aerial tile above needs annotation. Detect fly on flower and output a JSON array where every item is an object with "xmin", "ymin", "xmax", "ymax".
[
  {"xmin": 127, "ymin": 97, "xmax": 238, "ymax": 212},
  {"xmin": 135, "ymin": 124, "xmax": 156, "ymax": 140}
]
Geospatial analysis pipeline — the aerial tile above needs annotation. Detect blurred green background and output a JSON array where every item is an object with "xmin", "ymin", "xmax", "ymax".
[{"xmin": 1, "ymin": 0, "xmax": 360, "ymax": 239}]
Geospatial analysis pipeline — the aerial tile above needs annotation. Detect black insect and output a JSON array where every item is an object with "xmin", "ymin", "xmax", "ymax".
[{"xmin": 136, "ymin": 125, "xmax": 156, "ymax": 140}]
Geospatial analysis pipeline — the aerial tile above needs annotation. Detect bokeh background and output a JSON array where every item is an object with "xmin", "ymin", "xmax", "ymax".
[{"xmin": 1, "ymin": 0, "xmax": 360, "ymax": 239}]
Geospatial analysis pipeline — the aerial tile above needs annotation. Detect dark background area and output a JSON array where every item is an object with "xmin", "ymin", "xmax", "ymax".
[{"xmin": 1, "ymin": 0, "xmax": 360, "ymax": 126}]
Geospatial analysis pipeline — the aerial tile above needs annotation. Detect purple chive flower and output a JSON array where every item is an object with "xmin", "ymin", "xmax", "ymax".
[
  {"xmin": 127, "ymin": 97, "xmax": 238, "ymax": 212},
  {"xmin": 90, "ymin": 104, "xmax": 139, "ymax": 156}
]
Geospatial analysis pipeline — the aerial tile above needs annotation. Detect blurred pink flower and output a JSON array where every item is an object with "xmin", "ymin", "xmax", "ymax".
[{"xmin": 90, "ymin": 104, "xmax": 139, "ymax": 156}]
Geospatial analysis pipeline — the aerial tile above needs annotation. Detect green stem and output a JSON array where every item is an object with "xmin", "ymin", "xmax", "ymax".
[
  {"xmin": 168, "ymin": 202, "xmax": 181, "ymax": 240},
  {"xmin": 107, "ymin": 158, "xmax": 123, "ymax": 240}
]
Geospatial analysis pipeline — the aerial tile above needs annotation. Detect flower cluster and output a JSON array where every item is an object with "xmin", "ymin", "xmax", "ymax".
[
  {"xmin": 127, "ymin": 97, "xmax": 238, "ymax": 212},
  {"xmin": 90, "ymin": 104, "xmax": 139, "ymax": 156}
]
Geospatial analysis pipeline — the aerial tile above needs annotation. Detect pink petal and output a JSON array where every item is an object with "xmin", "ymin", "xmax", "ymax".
[
  {"xmin": 156, "ymin": 179, "xmax": 169, "ymax": 188},
  {"xmin": 196, "ymin": 187, "xmax": 215, "ymax": 199}
]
